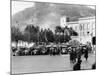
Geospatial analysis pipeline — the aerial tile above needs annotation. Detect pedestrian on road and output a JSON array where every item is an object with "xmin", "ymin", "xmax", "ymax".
[
  {"xmin": 70, "ymin": 50, "xmax": 75, "ymax": 63},
  {"xmin": 84, "ymin": 46, "xmax": 89, "ymax": 61},
  {"xmin": 73, "ymin": 48, "xmax": 77, "ymax": 63},
  {"xmin": 92, "ymin": 63, "xmax": 96, "ymax": 69},
  {"xmin": 77, "ymin": 46, "xmax": 82, "ymax": 62},
  {"xmin": 70, "ymin": 47, "xmax": 77, "ymax": 63},
  {"xmin": 73, "ymin": 59, "xmax": 82, "ymax": 71}
]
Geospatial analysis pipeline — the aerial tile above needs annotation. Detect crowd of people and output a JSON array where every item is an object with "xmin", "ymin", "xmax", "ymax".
[
  {"xmin": 70, "ymin": 45, "xmax": 89, "ymax": 63},
  {"xmin": 69, "ymin": 45, "xmax": 96, "ymax": 71}
]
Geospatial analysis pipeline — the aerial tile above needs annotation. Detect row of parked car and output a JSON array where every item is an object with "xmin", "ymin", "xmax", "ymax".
[{"xmin": 11, "ymin": 44, "xmax": 92, "ymax": 56}]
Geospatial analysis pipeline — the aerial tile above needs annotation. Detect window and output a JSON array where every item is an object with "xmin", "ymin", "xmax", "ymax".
[
  {"xmin": 80, "ymin": 24, "xmax": 82, "ymax": 30},
  {"xmin": 75, "ymin": 26, "xmax": 77, "ymax": 30},
  {"xmin": 87, "ymin": 24, "xmax": 89, "ymax": 30},
  {"xmin": 87, "ymin": 31, "xmax": 89, "ymax": 36},
  {"xmin": 83, "ymin": 32, "xmax": 84, "ymax": 36},
  {"xmin": 83, "ymin": 24, "xmax": 84, "ymax": 30}
]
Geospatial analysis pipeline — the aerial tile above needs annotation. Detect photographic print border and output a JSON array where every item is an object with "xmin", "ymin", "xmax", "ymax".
[{"xmin": 10, "ymin": 0, "xmax": 96, "ymax": 75}]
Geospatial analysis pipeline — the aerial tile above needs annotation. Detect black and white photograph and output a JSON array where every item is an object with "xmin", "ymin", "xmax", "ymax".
[{"xmin": 11, "ymin": 0, "xmax": 96, "ymax": 74}]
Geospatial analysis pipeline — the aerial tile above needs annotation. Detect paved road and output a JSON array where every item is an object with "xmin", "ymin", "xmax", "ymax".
[{"xmin": 11, "ymin": 53, "xmax": 95, "ymax": 74}]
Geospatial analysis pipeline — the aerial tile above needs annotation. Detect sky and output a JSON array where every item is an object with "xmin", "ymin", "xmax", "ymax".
[
  {"xmin": 88, "ymin": 6, "xmax": 95, "ymax": 9},
  {"xmin": 12, "ymin": 1, "xmax": 95, "ymax": 16},
  {"xmin": 12, "ymin": 1, "xmax": 35, "ymax": 15}
]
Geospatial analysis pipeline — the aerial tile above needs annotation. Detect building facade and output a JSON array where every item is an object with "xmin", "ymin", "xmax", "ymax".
[
  {"xmin": 78, "ymin": 16, "xmax": 95, "ymax": 44},
  {"xmin": 60, "ymin": 16, "xmax": 96, "ymax": 44},
  {"xmin": 60, "ymin": 16, "xmax": 67, "ymax": 27}
]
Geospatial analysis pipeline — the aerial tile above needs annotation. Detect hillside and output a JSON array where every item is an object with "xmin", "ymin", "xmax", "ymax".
[{"xmin": 12, "ymin": 2, "xmax": 95, "ymax": 31}]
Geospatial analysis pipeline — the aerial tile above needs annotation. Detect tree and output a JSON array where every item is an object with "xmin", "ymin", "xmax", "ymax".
[
  {"xmin": 55, "ymin": 26, "xmax": 63, "ymax": 43},
  {"xmin": 11, "ymin": 26, "xmax": 23, "ymax": 42},
  {"xmin": 55, "ymin": 26, "xmax": 62, "ymax": 34},
  {"xmin": 69, "ymin": 27, "xmax": 78, "ymax": 36},
  {"xmin": 46, "ymin": 28, "xmax": 55, "ymax": 42},
  {"xmin": 25, "ymin": 25, "xmax": 39, "ymax": 34},
  {"xmin": 55, "ymin": 26, "xmax": 72, "ymax": 43},
  {"xmin": 24, "ymin": 25, "xmax": 40, "ymax": 42},
  {"xmin": 38, "ymin": 28, "xmax": 55, "ymax": 43}
]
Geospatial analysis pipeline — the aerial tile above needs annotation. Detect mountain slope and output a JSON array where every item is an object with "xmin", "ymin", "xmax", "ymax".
[{"xmin": 12, "ymin": 2, "xmax": 95, "ymax": 31}]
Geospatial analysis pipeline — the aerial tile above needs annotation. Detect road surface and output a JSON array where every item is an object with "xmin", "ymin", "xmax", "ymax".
[{"xmin": 11, "ymin": 53, "xmax": 95, "ymax": 74}]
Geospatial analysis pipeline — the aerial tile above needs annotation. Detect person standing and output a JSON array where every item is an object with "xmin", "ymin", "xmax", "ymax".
[
  {"xmin": 92, "ymin": 63, "xmax": 96, "ymax": 69},
  {"xmin": 73, "ymin": 59, "xmax": 82, "ymax": 71},
  {"xmin": 70, "ymin": 50, "xmax": 74, "ymax": 63},
  {"xmin": 73, "ymin": 48, "xmax": 77, "ymax": 63},
  {"xmin": 84, "ymin": 46, "xmax": 89, "ymax": 61},
  {"xmin": 70, "ymin": 47, "xmax": 77, "ymax": 63},
  {"xmin": 77, "ymin": 46, "xmax": 82, "ymax": 62}
]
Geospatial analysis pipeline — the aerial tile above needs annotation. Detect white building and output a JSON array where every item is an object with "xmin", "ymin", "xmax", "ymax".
[
  {"xmin": 60, "ymin": 16, "xmax": 96, "ymax": 44},
  {"xmin": 60, "ymin": 16, "xmax": 67, "ymax": 27},
  {"xmin": 78, "ymin": 16, "xmax": 96, "ymax": 44}
]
